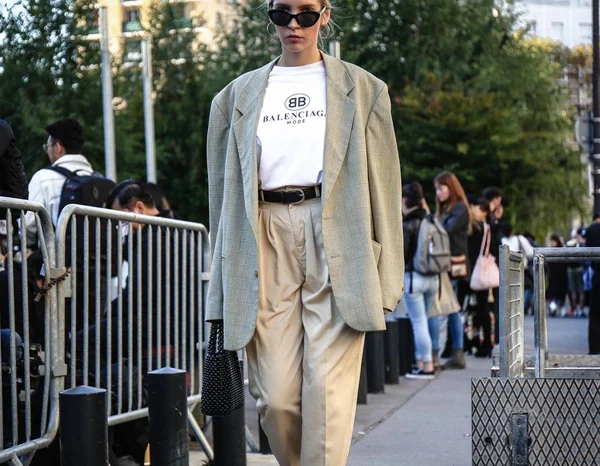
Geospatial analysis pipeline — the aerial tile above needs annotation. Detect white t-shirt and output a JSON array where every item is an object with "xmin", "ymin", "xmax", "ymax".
[{"xmin": 257, "ymin": 61, "xmax": 327, "ymax": 191}]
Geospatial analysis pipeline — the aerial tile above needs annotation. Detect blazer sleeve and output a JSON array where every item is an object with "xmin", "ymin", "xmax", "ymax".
[
  {"xmin": 205, "ymin": 98, "xmax": 230, "ymax": 322},
  {"xmin": 366, "ymin": 85, "xmax": 404, "ymax": 310}
]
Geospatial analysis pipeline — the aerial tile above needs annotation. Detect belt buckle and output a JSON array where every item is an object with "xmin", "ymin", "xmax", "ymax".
[{"xmin": 289, "ymin": 189, "xmax": 305, "ymax": 205}]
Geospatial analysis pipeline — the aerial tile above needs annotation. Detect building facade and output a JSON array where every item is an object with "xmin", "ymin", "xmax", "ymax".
[
  {"xmin": 81, "ymin": 0, "xmax": 232, "ymax": 59},
  {"xmin": 517, "ymin": 0, "xmax": 593, "ymax": 47}
]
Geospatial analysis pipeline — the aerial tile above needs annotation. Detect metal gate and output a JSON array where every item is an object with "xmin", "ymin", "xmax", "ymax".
[
  {"xmin": 0, "ymin": 197, "xmax": 215, "ymax": 464},
  {"xmin": 0, "ymin": 198, "xmax": 64, "ymax": 466},
  {"xmin": 54, "ymin": 204, "xmax": 213, "ymax": 457},
  {"xmin": 472, "ymin": 245, "xmax": 600, "ymax": 465}
]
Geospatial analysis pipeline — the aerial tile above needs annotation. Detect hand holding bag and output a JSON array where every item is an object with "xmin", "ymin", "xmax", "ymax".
[
  {"xmin": 470, "ymin": 223, "xmax": 500, "ymax": 291},
  {"xmin": 428, "ymin": 272, "xmax": 461, "ymax": 317},
  {"xmin": 201, "ymin": 321, "xmax": 244, "ymax": 416}
]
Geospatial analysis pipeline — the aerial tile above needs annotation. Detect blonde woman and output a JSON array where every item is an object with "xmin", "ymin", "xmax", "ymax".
[{"xmin": 205, "ymin": 0, "xmax": 404, "ymax": 464}]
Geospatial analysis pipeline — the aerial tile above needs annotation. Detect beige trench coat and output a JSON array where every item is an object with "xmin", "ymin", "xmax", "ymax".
[{"xmin": 206, "ymin": 53, "xmax": 404, "ymax": 350}]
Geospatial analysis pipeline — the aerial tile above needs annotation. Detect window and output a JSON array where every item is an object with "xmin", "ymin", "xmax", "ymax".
[
  {"xmin": 550, "ymin": 21, "xmax": 564, "ymax": 42},
  {"xmin": 579, "ymin": 22, "xmax": 592, "ymax": 43},
  {"xmin": 125, "ymin": 40, "xmax": 142, "ymax": 62},
  {"xmin": 125, "ymin": 9, "xmax": 141, "ymax": 23}
]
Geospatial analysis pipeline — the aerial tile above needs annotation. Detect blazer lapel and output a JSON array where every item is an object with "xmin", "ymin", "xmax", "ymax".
[
  {"xmin": 322, "ymin": 54, "xmax": 356, "ymax": 207},
  {"xmin": 232, "ymin": 58, "xmax": 277, "ymax": 240}
]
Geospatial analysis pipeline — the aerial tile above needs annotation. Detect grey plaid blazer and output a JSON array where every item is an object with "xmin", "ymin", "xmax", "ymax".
[{"xmin": 206, "ymin": 53, "xmax": 404, "ymax": 350}]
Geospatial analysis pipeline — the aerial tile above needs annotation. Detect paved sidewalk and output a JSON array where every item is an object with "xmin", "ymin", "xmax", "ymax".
[
  {"xmin": 191, "ymin": 314, "xmax": 589, "ymax": 465},
  {"xmin": 347, "ymin": 355, "xmax": 490, "ymax": 466}
]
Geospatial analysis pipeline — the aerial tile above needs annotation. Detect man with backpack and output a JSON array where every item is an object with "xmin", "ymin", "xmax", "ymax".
[
  {"xmin": 24, "ymin": 119, "xmax": 115, "ymax": 334},
  {"xmin": 25, "ymin": 118, "xmax": 114, "ymax": 244}
]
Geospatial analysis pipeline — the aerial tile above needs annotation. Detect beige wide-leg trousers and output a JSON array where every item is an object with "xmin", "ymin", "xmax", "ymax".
[{"xmin": 246, "ymin": 196, "xmax": 366, "ymax": 466}]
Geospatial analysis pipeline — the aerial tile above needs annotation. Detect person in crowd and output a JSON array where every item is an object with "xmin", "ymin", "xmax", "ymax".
[
  {"xmin": 205, "ymin": 0, "xmax": 404, "ymax": 462},
  {"xmin": 502, "ymin": 224, "xmax": 538, "ymax": 319},
  {"xmin": 431, "ymin": 171, "xmax": 470, "ymax": 370},
  {"xmin": 0, "ymin": 250, "xmax": 45, "ymax": 344},
  {"xmin": 482, "ymin": 187, "xmax": 503, "ymax": 342},
  {"xmin": 0, "ymin": 119, "xmax": 30, "ymax": 328},
  {"xmin": 21, "ymin": 119, "xmax": 112, "ymax": 337},
  {"xmin": 584, "ymin": 215, "xmax": 600, "ymax": 353},
  {"xmin": 578, "ymin": 227, "xmax": 593, "ymax": 317},
  {"xmin": 482, "ymin": 187, "xmax": 503, "ymax": 258},
  {"xmin": 81, "ymin": 182, "xmax": 177, "ymax": 362},
  {"xmin": 546, "ymin": 234, "xmax": 569, "ymax": 317},
  {"xmin": 23, "ymin": 119, "xmax": 93, "ymax": 246},
  {"xmin": 521, "ymin": 232, "xmax": 540, "ymax": 315},
  {"xmin": 402, "ymin": 182, "xmax": 436, "ymax": 379},
  {"xmin": 0, "ymin": 120, "xmax": 28, "ymax": 215},
  {"xmin": 143, "ymin": 182, "xmax": 175, "ymax": 218},
  {"xmin": 566, "ymin": 228, "xmax": 586, "ymax": 317},
  {"xmin": 501, "ymin": 223, "xmax": 534, "ymax": 258},
  {"xmin": 467, "ymin": 198, "xmax": 494, "ymax": 358}
]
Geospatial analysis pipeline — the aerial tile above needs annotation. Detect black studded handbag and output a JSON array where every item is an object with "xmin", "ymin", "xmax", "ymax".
[{"xmin": 201, "ymin": 321, "xmax": 244, "ymax": 416}]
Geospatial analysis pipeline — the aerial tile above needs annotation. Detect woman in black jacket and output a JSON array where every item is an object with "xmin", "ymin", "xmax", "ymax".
[
  {"xmin": 0, "ymin": 120, "xmax": 28, "ymax": 218},
  {"xmin": 467, "ymin": 198, "xmax": 494, "ymax": 358},
  {"xmin": 432, "ymin": 171, "xmax": 472, "ymax": 370}
]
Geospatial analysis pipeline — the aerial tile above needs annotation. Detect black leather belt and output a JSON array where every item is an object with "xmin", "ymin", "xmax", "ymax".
[{"xmin": 259, "ymin": 185, "xmax": 321, "ymax": 205}]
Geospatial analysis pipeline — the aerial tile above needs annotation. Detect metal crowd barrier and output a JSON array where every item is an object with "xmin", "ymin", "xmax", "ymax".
[
  {"xmin": 473, "ymin": 245, "xmax": 600, "ymax": 465},
  {"xmin": 497, "ymin": 245, "xmax": 525, "ymax": 378},
  {"xmin": 529, "ymin": 247, "xmax": 600, "ymax": 378},
  {"xmin": 54, "ymin": 204, "xmax": 213, "ymax": 457},
  {"xmin": 0, "ymin": 198, "xmax": 64, "ymax": 466}
]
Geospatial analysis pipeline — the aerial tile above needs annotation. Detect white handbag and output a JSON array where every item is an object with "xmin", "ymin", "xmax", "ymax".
[{"xmin": 470, "ymin": 223, "xmax": 500, "ymax": 291}]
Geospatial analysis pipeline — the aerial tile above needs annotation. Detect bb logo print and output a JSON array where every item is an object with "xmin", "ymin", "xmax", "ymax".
[{"xmin": 285, "ymin": 94, "xmax": 311, "ymax": 111}]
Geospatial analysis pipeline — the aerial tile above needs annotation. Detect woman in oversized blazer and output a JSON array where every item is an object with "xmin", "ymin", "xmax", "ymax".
[{"xmin": 206, "ymin": 0, "xmax": 403, "ymax": 463}]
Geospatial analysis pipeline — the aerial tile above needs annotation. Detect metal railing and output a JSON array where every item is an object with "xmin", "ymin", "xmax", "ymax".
[
  {"xmin": 474, "ymin": 245, "xmax": 600, "ymax": 465},
  {"xmin": 496, "ymin": 244, "xmax": 600, "ymax": 379},
  {"xmin": 498, "ymin": 245, "xmax": 526, "ymax": 378},
  {"xmin": 0, "ymin": 198, "xmax": 64, "ymax": 466},
  {"xmin": 0, "ymin": 197, "xmax": 215, "ymax": 463},
  {"xmin": 530, "ymin": 247, "xmax": 600, "ymax": 378},
  {"xmin": 54, "ymin": 204, "xmax": 212, "ymax": 456}
]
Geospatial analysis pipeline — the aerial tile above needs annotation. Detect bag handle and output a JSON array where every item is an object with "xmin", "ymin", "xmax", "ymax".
[
  {"xmin": 479, "ymin": 223, "xmax": 491, "ymax": 258},
  {"xmin": 208, "ymin": 322, "xmax": 225, "ymax": 354}
]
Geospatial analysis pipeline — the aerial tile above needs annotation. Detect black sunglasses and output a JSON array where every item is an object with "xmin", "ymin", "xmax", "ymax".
[{"xmin": 268, "ymin": 7, "xmax": 326, "ymax": 28}]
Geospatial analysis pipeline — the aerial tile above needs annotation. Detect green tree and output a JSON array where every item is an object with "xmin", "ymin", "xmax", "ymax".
[
  {"xmin": 111, "ymin": 1, "xmax": 218, "ymax": 223},
  {"xmin": 333, "ymin": 0, "xmax": 587, "ymax": 238},
  {"xmin": 0, "ymin": 0, "xmax": 106, "ymax": 178},
  {"xmin": 212, "ymin": 0, "xmax": 282, "ymax": 82}
]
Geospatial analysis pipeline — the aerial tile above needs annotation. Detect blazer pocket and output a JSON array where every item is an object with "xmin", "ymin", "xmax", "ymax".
[{"xmin": 371, "ymin": 240, "xmax": 382, "ymax": 266}]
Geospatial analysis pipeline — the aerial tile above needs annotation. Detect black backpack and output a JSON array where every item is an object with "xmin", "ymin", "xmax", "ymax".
[
  {"xmin": 45, "ymin": 166, "xmax": 116, "ymax": 328},
  {"xmin": 46, "ymin": 165, "xmax": 116, "ymax": 216}
]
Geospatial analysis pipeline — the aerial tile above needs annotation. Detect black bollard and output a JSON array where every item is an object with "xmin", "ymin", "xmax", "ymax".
[
  {"xmin": 213, "ymin": 360, "xmax": 246, "ymax": 466},
  {"xmin": 365, "ymin": 331, "xmax": 385, "ymax": 394},
  {"xmin": 258, "ymin": 415, "xmax": 272, "ymax": 454},
  {"xmin": 384, "ymin": 320, "xmax": 400, "ymax": 384},
  {"xmin": 147, "ymin": 367, "xmax": 189, "ymax": 466},
  {"xmin": 357, "ymin": 345, "xmax": 368, "ymax": 404},
  {"xmin": 397, "ymin": 317, "xmax": 416, "ymax": 376},
  {"xmin": 213, "ymin": 406, "xmax": 246, "ymax": 466},
  {"xmin": 59, "ymin": 386, "xmax": 108, "ymax": 466}
]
